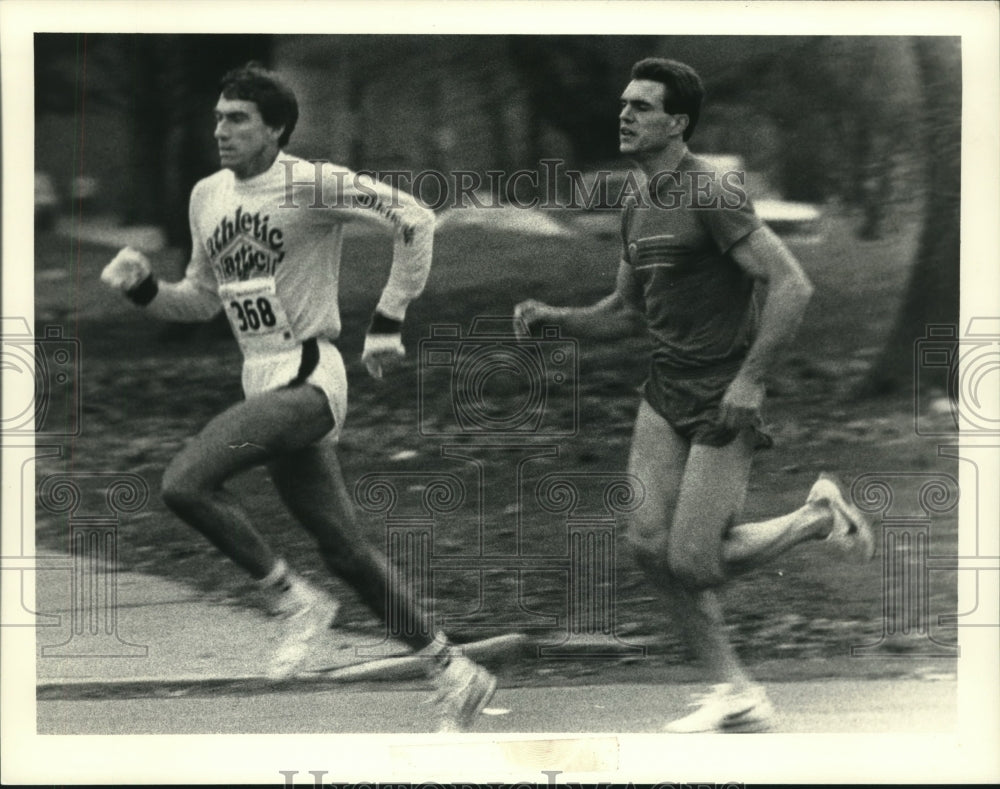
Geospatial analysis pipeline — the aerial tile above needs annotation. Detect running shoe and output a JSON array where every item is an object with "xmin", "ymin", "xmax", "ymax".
[
  {"xmin": 265, "ymin": 574, "xmax": 340, "ymax": 681},
  {"xmin": 807, "ymin": 473, "xmax": 876, "ymax": 562},
  {"xmin": 664, "ymin": 683, "xmax": 774, "ymax": 733},
  {"xmin": 432, "ymin": 652, "xmax": 498, "ymax": 733}
]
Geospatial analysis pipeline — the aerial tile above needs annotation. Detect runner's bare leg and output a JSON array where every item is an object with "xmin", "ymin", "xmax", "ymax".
[
  {"xmin": 626, "ymin": 401, "xmax": 834, "ymax": 690},
  {"xmin": 625, "ymin": 402, "xmax": 751, "ymax": 688}
]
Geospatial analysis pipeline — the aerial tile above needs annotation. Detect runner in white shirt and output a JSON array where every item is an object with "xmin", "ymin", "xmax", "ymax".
[{"xmin": 101, "ymin": 62, "xmax": 494, "ymax": 732}]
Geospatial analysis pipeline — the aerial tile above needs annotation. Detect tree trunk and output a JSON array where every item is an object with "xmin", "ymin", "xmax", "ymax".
[{"xmin": 858, "ymin": 37, "xmax": 961, "ymax": 396}]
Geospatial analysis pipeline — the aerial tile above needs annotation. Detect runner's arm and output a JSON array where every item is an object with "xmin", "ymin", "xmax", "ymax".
[
  {"xmin": 102, "ymin": 191, "xmax": 221, "ymax": 322},
  {"xmin": 143, "ymin": 275, "xmax": 222, "ymax": 322},
  {"xmin": 323, "ymin": 167, "xmax": 435, "ymax": 376},
  {"xmin": 329, "ymin": 168, "xmax": 435, "ymax": 326},
  {"xmin": 514, "ymin": 260, "xmax": 645, "ymax": 340},
  {"xmin": 103, "ymin": 248, "xmax": 221, "ymax": 321},
  {"xmin": 728, "ymin": 225, "xmax": 813, "ymax": 383}
]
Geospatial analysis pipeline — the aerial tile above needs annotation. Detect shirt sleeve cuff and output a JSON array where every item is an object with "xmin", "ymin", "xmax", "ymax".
[
  {"xmin": 374, "ymin": 291, "xmax": 409, "ymax": 323},
  {"xmin": 126, "ymin": 274, "xmax": 159, "ymax": 306},
  {"xmin": 369, "ymin": 311, "xmax": 404, "ymax": 335}
]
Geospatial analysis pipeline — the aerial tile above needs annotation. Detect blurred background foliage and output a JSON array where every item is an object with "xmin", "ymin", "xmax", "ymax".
[{"xmin": 34, "ymin": 34, "xmax": 960, "ymax": 394}]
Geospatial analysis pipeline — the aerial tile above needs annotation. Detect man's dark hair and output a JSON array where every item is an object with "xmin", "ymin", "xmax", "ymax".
[
  {"xmin": 630, "ymin": 57, "xmax": 704, "ymax": 141},
  {"xmin": 219, "ymin": 61, "xmax": 299, "ymax": 147}
]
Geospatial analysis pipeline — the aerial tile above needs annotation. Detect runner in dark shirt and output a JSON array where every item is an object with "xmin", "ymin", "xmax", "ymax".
[{"xmin": 515, "ymin": 57, "xmax": 874, "ymax": 732}]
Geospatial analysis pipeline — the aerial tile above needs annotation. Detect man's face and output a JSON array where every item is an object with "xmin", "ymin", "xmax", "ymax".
[
  {"xmin": 618, "ymin": 79, "xmax": 682, "ymax": 156},
  {"xmin": 213, "ymin": 95, "xmax": 282, "ymax": 175}
]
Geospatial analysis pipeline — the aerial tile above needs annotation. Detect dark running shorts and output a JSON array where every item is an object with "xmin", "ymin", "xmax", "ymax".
[{"xmin": 644, "ymin": 370, "xmax": 774, "ymax": 450}]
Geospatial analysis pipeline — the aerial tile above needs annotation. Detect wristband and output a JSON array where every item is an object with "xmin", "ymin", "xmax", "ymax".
[
  {"xmin": 126, "ymin": 274, "xmax": 159, "ymax": 306},
  {"xmin": 368, "ymin": 311, "xmax": 403, "ymax": 335}
]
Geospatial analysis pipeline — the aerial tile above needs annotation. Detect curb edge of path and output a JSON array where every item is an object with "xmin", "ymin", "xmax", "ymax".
[{"xmin": 37, "ymin": 636, "xmax": 958, "ymax": 701}]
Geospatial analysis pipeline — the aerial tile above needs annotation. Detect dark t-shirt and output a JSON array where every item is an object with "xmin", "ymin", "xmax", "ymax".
[{"xmin": 621, "ymin": 152, "xmax": 763, "ymax": 376}]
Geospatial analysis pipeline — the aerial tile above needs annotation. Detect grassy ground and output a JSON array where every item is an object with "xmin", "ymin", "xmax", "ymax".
[{"xmin": 33, "ymin": 209, "xmax": 959, "ymax": 680}]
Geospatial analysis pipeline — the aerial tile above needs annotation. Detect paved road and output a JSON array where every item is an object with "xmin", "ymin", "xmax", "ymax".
[
  {"xmin": 38, "ymin": 678, "xmax": 955, "ymax": 735},
  {"xmin": 18, "ymin": 566, "xmax": 987, "ymax": 783}
]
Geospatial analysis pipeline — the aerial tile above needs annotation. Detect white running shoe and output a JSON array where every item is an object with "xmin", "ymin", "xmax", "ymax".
[
  {"xmin": 664, "ymin": 683, "xmax": 774, "ymax": 733},
  {"xmin": 807, "ymin": 473, "xmax": 876, "ymax": 562},
  {"xmin": 265, "ymin": 575, "xmax": 340, "ymax": 681},
  {"xmin": 432, "ymin": 652, "xmax": 498, "ymax": 733}
]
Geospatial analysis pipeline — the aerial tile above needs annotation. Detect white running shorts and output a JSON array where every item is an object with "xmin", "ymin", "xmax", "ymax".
[{"xmin": 241, "ymin": 337, "xmax": 348, "ymax": 442}]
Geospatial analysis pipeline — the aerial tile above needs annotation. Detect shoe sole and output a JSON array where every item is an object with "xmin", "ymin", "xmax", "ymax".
[
  {"xmin": 721, "ymin": 707, "xmax": 774, "ymax": 732},
  {"xmin": 664, "ymin": 685, "xmax": 775, "ymax": 733},
  {"xmin": 267, "ymin": 600, "xmax": 340, "ymax": 681},
  {"xmin": 811, "ymin": 474, "xmax": 875, "ymax": 563},
  {"xmin": 665, "ymin": 706, "xmax": 773, "ymax": 734},
  {"xmin": 438, "ymin": 673, "xmax": 498, "ymax": 733},
  {"xmin": 720, "ymin": 718, "xmax": 772, "ymax": 733},
  {"xmin": 462, "ymin": 673, "xmax": 498, "ymax": 725}
]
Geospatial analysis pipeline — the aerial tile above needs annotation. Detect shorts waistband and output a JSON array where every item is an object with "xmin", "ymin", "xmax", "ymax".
[{"xmin": 650, "ymin": 356, "xmax": 745, "ymax": 380}]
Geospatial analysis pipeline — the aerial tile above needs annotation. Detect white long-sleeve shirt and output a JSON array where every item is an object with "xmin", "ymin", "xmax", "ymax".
[{"xmin": 148, "ymin": 154, "xmax": 434, "ymax": 357}]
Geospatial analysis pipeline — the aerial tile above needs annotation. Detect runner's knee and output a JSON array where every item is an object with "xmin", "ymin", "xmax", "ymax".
[
  {"xmin": 667, "ymin": 549, "xmax": 726, "ymax": 590},
  {"xmin": 629, "ymin": 537, "xmax": 668, "ymax": 578},
  {"xmin": 624, "ymin": 502, "xmax": 672, "ymax": 551},
  {"xmin": 161, "ymin": 463, "xmax": 212, "ymax": 515},
  {"xmin": 630, "ymin": 540, "xmax": 701, "ymax": 596}
]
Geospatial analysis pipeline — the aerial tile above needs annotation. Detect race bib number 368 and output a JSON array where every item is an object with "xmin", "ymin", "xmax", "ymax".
[{"xmin": 219, "ymin": 279, "xmax": 297, "ymax": 356}]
